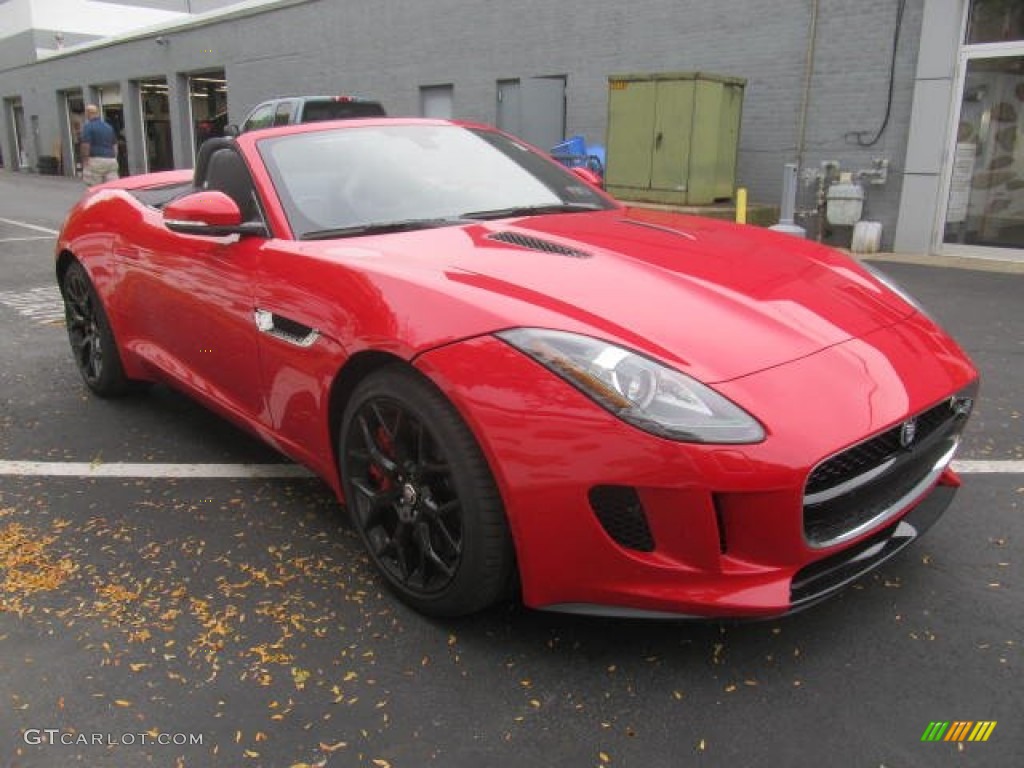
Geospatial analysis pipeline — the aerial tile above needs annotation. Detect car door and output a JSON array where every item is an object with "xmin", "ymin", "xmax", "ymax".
[
  {"xmin": 120, "ymin": 226, "xmax": 266, "ymax": 425},
  {"xmin": 120, "ymin": 146, "xmax": 270, "ymax": 425},
  {"xmin": 248, "ymin": 244, "xmax": 358, "ymax": 481}
]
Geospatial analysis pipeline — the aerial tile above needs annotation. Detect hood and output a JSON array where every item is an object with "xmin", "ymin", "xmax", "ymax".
[{"xmin": 324, "ymin": 209, "xmax": 914, "ymax": 384}]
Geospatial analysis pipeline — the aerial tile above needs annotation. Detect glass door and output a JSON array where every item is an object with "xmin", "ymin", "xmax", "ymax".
[
  {"xmin": 944, "ymin": 51, "xmax": 1024, "ymax": 256},
  {"xmin": 941, "ymin": 1, "xmax": 1024, "ymax": 260}
]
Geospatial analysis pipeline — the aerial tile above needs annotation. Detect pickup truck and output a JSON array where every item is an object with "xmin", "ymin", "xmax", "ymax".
[{"xmin": 232, "ymin": 95, "xmax": 387, "ymax": 134}]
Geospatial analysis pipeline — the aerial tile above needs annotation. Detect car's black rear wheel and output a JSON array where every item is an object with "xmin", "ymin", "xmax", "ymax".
[
  {"xmin": 61, "ymin": 261, "xmax": 130, "ymax": 397},
  {"xmin": 340, "ymin": 366, "xmax": 515, "ymax": 617}
]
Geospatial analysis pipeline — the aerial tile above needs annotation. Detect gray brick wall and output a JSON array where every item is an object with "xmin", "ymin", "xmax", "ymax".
[{"xmin": 0, "ymin": 0, "xmax": 928, "ymax": 248}]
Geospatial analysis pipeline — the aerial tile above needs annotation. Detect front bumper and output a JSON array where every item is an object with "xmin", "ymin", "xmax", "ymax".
[
  {"xmin": 414, "ymin": 313, "xmax": 977, "ymax": 618},
  {"xmin": 788, "ymin": 478, "xmax": 957, "ymax": 613}
]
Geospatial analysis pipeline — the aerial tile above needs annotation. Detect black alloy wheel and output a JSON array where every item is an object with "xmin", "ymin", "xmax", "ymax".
[
  {"xmin": 61, "ymin": 261, "xmax": 130, "ymax": 396},
  {"xmin": 340, "ymin": 366, "xmax": 514, "ymax": 617}
]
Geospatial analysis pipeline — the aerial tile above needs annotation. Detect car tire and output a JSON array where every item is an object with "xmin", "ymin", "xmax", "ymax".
[
  {"xmin": 61, "ymin": 261, "xmax": 131, "ymax": 397},
  {"xmin": 339, "ymin": 365, "xmax": 515, "ymax": 617}
]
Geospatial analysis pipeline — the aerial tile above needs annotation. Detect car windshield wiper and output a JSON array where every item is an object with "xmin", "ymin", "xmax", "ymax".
[
  {"xmin": 300, "ymin": 217, "xmax": 468, "ymax": 240},
  {"xmin": 460, "ymin": 203, "xmax": 603, "ymax": 220}
]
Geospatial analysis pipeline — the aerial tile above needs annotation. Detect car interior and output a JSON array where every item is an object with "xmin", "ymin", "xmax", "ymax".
[{"xmin": 194, "ymin": 138, "xmax": 263, "ymax": 224}]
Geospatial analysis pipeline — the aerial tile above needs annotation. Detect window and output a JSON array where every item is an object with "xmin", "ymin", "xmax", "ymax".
[
  {"xmin": 274, "ymin": 101, "xmax": 293, "ymax": 126},
  {"xmin": 420, "ymin": 85, "xmax": 454, "ymax": 119},
  {"xmin": 243, "ymin": 103, "xmax": 275, "ymax": 132},
  {"xmin": 967, "ymin": 0, "xmax": 1024, "ymax": 44}
]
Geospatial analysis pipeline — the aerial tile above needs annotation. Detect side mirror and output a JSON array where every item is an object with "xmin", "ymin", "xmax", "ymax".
[
  {"xmin": 163, "ymin": 190, "xmax": 266, "ymax": 237},
  {"xmin": 571, "ymin": 166, "xmax": 604, "ymax": 189},
  {"xmin": 224, "ymin": 124, "xmax": 240, "ymax": 138}
]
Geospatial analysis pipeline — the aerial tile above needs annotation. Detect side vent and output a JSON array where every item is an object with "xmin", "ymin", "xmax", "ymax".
[
  {"xmin": 588, "ymin": 485, "xmax": 655, "ymax": 552},
  {"xmin": 486, "ymin": 231, "xmax": 591, "ymax": 258}
]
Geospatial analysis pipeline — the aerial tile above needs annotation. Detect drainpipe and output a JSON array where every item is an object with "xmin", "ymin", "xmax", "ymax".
[{"xmin": 796, "ymin": 0, "xmax": 820, "ymax": 170}]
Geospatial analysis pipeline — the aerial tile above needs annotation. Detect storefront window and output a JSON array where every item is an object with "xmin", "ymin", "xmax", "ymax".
[
  {"xmin": 967, "ymin": 0, "xmax": 1024, "ymax": 44},
  {"xmin": 944, "ymin": 55, "xmax": 1024, "ymax": 250}
]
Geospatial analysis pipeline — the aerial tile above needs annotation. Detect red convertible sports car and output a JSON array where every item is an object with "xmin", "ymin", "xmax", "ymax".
[{"xmin": 57, "ymin": 118, "xmax": 978, "ymax": 618}]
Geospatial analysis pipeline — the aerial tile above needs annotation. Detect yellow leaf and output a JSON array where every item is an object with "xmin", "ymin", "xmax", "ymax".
[
  {"xmin": 114, "ymin": 699, "xmax": 132, "ymax": 707},
  {"xmin": 599, "ymin": 751, "xmax": 611, "ymax": 763},
  {"xmin": 372, "ymin": 760, "xmax": 391, "ymax": 768},
  {"xmin": 292, "ymin": 667, "xmax": 311, "ymax": 690},
  {"xmin": 244, "ymin": 750, "xmax": 259, "ymax": 758}
]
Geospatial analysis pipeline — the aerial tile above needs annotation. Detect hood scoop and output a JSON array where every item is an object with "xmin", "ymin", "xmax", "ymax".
[{"xmin": 486, "ymin": 231, "xmax": 592, "ymax": 259}]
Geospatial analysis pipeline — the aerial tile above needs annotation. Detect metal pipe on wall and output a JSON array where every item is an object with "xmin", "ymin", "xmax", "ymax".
[{"xmin": 796, "ymin": 0, "xmax": 820, "ymax": 170}]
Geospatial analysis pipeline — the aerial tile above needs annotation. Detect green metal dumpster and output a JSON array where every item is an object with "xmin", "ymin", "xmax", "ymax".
[{"xmin": 605, "ymin": 72, "xmax": 745, "ymax": 206}]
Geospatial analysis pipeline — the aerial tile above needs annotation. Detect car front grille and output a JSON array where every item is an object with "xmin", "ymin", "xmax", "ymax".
[{"xmin": 803, "ymin": 383, "xmax": 977, "ymax": 548}]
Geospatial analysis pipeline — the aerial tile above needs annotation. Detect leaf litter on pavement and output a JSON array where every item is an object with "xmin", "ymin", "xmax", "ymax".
[{"xmin": 0, "ymin": 481, "xmax": 414, "ymax": 767}]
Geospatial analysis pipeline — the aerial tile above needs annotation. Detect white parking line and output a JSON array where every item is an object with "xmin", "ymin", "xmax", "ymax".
[
  {"xmin": 0, "ymin": 460, "xmax": 1018, "ymax": 479},
  {"xmin": 0, "ymin": 461, "xmax": 316, "ymax": 478},
  {"xmin": 0, "ymin": 217, "xmax": 60, "ymax": 235},
  {"xmin": 0, "ymin": 285, "xmax": 65, "ymax": 324},
  {"xmin": 0, "ymin": 236, "xmax": 56, "ymax": 243},
  {"xmin": 953, "ymin": 460, "xmax": 1024, "ymax": 474}
]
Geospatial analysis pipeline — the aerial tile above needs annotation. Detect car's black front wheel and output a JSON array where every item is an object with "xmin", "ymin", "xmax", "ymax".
[
  {"xmin": 340, "ymin": 366, "xmax": 515, "ymax": 617},
  {"xmin": 61, "ymin": 261, "xmax": 130, "ymax": 397}
]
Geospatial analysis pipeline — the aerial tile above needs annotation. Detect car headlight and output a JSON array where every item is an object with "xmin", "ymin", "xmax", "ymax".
[
  {"xmin": 497, "ymin": 328, "xmax": 765, "ymax": 444},
  {"xmin": 860, "ymin": 261, "xmax": 932, "ymax": 319}
]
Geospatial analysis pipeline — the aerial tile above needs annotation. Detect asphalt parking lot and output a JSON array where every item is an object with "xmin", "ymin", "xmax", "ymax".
[{"xmin": 0, "ymin": 171, "xmax": 1021, "ymax": 768}]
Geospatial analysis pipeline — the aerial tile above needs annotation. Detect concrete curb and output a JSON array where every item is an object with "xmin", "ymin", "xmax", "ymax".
[{"xmin": 857, "ymin": 250, "xmax": 1024, "ymax": 274}]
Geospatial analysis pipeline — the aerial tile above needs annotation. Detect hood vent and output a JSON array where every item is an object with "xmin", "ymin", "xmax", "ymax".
[{"xmin": 486, "ymin": 231, "xmax": 591, "ymax": 259}]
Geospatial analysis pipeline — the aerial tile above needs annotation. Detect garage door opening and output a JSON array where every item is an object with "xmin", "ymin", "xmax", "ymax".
[{"xmin": 138, "ymin": 78, "xmax": 173, "ymax": 172}]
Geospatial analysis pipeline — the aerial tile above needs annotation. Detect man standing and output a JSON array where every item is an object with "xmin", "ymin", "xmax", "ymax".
[{"xmin": 80, "ymin": 104, "xmax": 119, "ymax": 185}]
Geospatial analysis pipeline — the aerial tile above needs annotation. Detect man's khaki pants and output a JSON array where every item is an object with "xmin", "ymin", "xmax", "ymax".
[{"xmin": 84, "ymin": 157, "xmax": 119, "ymax": 186}]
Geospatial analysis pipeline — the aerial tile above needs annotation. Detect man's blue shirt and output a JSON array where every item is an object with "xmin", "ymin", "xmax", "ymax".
[{"xmin": 81, "ymin": 118, "xmax": 116, "ymax": 158}]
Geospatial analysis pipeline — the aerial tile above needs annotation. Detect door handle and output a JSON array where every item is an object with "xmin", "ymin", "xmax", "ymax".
[{"xmin": 655, "ymin": 132, "xmax": 663, "ymax": 150}]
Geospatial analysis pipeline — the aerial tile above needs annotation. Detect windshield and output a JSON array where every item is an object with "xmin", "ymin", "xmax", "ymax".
[{"xmin": 258, "ymin": 124, "xmax": 614, "ymax": 239}]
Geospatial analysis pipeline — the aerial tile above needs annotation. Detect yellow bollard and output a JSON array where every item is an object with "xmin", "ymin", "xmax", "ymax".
[{"xmin": 735, "ymin": 187, "xmax": 748, "ymax": 225}]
